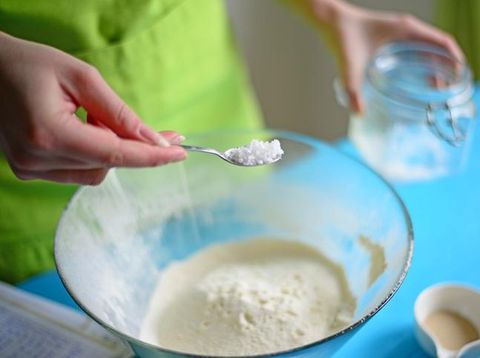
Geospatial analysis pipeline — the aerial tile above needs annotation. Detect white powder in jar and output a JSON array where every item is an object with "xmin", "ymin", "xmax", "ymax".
[{"xmin": 225, "ymin": 139, "xmax": 284, "ymax": 166}]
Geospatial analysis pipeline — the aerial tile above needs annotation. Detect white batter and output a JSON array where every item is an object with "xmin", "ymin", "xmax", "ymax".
[{"xmin": 140, "ymin": 238, "xmax": 356, "ymax": 356}]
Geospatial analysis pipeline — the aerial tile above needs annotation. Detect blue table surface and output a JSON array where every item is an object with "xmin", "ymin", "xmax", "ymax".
[{"xmin": 19, "ymin": 92, "xmax": 480, "ymax": 357}]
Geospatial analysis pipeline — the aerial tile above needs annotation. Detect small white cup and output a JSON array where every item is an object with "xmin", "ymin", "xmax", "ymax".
[
  {"xmin": 458, "ymin": 340, "xmax": 480, "ymax": 358},
  {"xmin": 414, "ymin": 283, "xmax": 480, "ymax": 358}
]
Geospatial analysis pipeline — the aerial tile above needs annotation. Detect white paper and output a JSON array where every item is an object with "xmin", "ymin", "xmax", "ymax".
[{"xmin": 0, "ymin": 282, "xmax": 132, "ymax": 358}]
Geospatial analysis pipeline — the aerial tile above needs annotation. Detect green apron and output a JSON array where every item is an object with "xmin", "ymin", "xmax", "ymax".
[{"xmin": 0, "ymin": 0, "xmax": 262, "ymax": 283}]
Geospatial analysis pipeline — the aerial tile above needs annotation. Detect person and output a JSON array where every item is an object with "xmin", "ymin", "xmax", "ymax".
[{"xmin": 0, "ymin": 0, "xmax": 463, "ymax": 283}]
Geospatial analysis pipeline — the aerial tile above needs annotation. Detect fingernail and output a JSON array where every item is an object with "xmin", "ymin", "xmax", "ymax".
[
  {"xmin": 172, "ymin": 149, "xmax": 187, "ymax": 162},
  {"xmin": 139, "ymin": 126, "xmax": 170, "ymax": 147},
  {"xmin": 169, "ymin": 135, "xmax": 186, "ymax": 145},
  {"xmin": 155, "ymin": 133, "xmax": 171, "ymax": 147}
]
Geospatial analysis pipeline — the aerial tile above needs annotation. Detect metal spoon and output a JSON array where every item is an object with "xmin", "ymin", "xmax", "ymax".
[{"xmin": 180, "ymin": 145, "xmax": 281, "ymax": 167}]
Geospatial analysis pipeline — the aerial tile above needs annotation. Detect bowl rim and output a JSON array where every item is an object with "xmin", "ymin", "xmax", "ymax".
[{"xmin": 54, "ymin": 129, "xmax": 414, "ymax": 358}]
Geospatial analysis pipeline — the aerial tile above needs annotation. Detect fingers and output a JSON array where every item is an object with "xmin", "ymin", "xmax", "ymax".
[
  {"xmin": 340, "ymin": 71, "xmax": 364, "ymax": 114},
  {"xmin": 16, "ymin": 168, "xmax": 109, "ymax": 186},
  {"xmin": 8, "ymin": 123, "xmax": 187, "ymax": 184},
  {"xmin": 88, "ymin": 114, "xmax": 185, "ymax": 145},
  {"xmin": 5, "ymin": 112, "xmax": 186, "ymax": 185},
  {"xmin": 344, "ymin": 82, "xmax": 364, "ymax": 114},
  {"xmin": 57, "ymin": 115, "xmax": 187, "ymax": 167},
  {"xmin": 400, "ymin": 15, "xmax": 464, "ymax": 62},
  {"xmin": 11, "ymin": 152, "xmax": 103, "ymax": 171},
  {"xmin": 7, "ymin": 121, "xmax": 188, "ymax": 184},
  {"xmin": 159, "ymin": 130, "xmax": 186, "ymax": 145},
  {"xmin": 87, "ymin": 113, "xmax": 111, "ymax": 131},
  {"xmin": 339, "ymin": 49, "xmax": 366, "ymax": 114},
  {"xmin": 65, "ymin": 64, "xmax": 171, "ymax": 147},
  {"xmin": 337, "ymin": 13, "xmax": 465, "ymax": 116}
]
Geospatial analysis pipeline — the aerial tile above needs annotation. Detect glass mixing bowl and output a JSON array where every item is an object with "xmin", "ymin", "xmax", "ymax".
[{"xmin": 55, "ymin": 129, "xmax": 413, "ymax": 358}]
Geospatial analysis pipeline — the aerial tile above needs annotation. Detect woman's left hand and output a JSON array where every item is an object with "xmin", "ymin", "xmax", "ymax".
[{"xmin": 301, "ymin": 0, "xmax": 464, "ymax": 113}]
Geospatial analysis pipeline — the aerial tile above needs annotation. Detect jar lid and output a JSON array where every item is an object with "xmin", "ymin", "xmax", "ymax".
[{"xmin": 367, "ymin": 41, "xmax": 474, "ymax": 108}]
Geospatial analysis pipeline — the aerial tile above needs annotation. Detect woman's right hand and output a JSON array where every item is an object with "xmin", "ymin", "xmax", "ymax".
[{"xmin": 0, "ymin": 32, "xmax": 186, "ymax": 185}]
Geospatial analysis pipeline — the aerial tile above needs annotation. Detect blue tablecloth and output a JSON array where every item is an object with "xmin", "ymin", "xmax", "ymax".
[{"xmin": 19, "ymin": 92, "xmax": 480, "ymax": 357}]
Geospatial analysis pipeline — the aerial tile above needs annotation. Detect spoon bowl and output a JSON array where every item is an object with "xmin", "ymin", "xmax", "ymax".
[{"xmin": 180, "ymin": 144, "xmax": 282, "ymax": 167}]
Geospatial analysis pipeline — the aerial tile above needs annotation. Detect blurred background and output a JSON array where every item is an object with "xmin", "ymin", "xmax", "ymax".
[{"xmin": 227, "ymin": 0, "xmax": 435, "ymax": 141}]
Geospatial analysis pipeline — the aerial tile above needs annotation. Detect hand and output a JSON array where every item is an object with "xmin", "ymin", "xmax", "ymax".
[
  {"xmin": 0, "ymin": 32, "xmax": 186, "ymax": 185},
  {"xmin": 304, "ymin": 0, "xmax": 464, "ymax": 113}
]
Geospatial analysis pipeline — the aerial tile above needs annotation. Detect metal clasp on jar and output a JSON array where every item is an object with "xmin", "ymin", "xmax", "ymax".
[{"xmin": 426, "ymin": 103, "xmax": 466, "ymax": 146}]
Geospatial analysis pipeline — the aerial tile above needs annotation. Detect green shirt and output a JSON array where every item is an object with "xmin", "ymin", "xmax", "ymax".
[{"xmin": 0, "ymin": 0, "xmax": 262, "ymax": 283}]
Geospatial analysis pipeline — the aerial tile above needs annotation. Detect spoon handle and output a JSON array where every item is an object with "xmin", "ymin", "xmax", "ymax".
[
  {"xmin": 180, "ymin": 145, "xmax": 208, "ymax": 152},
  {"xmin": 180, "ymin": 145, "xmax": 223, "ymax": 158}
]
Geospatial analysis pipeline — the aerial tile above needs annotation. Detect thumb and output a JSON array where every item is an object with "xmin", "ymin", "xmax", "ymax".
[
  {"xmin": 345, "ymin": 83, "xmax": 363, "ymax": 114},
  {"xmin": 67, "ymin": 64, "xmax": 170, "ymax": 146},
  {"xmin": 342, "ymin": 75, "xmax": 364, "ymax": 115},
  {"xmin": 340, "ymin": 56, "xmax": 366, "ymax": 115}
]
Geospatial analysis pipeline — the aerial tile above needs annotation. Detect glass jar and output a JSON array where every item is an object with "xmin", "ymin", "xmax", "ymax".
[{"xmin": 336, "ymin": 41, "xmax": 476, "ymax": 181}]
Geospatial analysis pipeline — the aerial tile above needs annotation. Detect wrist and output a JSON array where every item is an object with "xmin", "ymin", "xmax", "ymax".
[
  {"xmin": 308, "ymin": 0, "xmax": 346, "ymax": 26},
  {"xmin": 290, "ymin": 0, "xmax": 363, "ymax": 34}
]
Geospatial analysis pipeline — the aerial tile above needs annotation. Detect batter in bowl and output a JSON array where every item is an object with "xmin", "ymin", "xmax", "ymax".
[{"xmin": 140, "ymin": 238, "xmax": 356, "ymax": 356}]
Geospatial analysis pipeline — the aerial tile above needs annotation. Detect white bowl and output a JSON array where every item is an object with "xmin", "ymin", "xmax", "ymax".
[{"xmin": 414, "ymin": 283, "xmax": 480, "ymax": 358}]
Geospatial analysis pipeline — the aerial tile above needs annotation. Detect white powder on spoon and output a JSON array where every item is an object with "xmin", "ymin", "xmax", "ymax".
[{"xmin": 225, "ymin": 139, "xmax": 284, "ymax": 166}]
